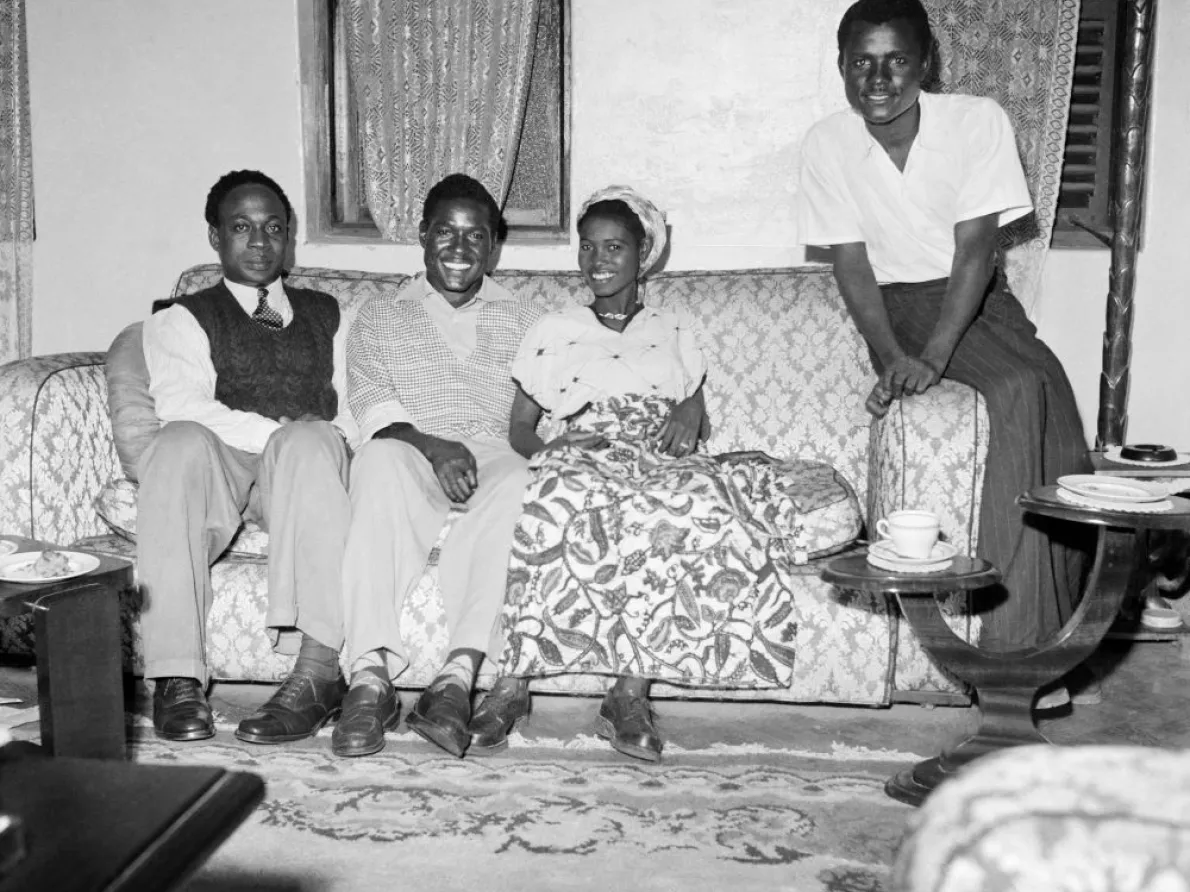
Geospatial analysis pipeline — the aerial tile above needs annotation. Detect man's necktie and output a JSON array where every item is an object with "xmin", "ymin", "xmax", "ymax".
[{"xmin": 252, "ymin": 287, "xmax": 284, "ymax": 330}]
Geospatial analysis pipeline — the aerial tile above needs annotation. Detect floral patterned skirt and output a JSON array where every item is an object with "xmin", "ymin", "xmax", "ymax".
[{"xmin": 498, "ymin": 394, "xmax": 845, "ymax": 688}]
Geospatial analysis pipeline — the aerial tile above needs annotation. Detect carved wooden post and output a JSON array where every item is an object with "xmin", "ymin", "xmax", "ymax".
[{"xmin": 1097, "ymin": 0, "xmax": 1157, "ymax": 448}]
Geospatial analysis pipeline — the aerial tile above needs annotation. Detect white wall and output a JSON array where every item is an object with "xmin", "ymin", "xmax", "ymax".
[
  {"xmin": 28, "ymin": 0, "xmax": 852, "ymax": 355},
  {"xmin": 26, "ymin": 0, "xmax": 1190, "ymax": 451}
]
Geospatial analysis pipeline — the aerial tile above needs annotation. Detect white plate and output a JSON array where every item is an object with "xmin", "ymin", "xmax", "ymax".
[
  {"xmin": 1057, "ymin": 474, "xmax": 1166, "ymax": 504},
  {"xmin": 868, "ymin": 539, "xmax": 958, "ymax": 567},
  {"xmin": 0, "ymin": 550, "xmax": 100, "ymax": 584},
  {"xmin": 0, "ymin": 541, "xmax": 16, "ymax": 558}
]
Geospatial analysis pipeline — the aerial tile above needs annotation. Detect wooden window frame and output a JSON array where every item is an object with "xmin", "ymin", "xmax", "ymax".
[
  {"xmin": 297, "ymin": 0, "xmax": 571, "ymax": 246},
  {"xmin": 1052, "ymin": 0, "xmax": 1123, "ymax": 249}
]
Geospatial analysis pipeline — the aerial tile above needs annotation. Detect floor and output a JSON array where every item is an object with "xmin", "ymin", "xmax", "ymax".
[{"xmin": 4, "ymin": 635, "xmax": 1185, "ymax": 757}]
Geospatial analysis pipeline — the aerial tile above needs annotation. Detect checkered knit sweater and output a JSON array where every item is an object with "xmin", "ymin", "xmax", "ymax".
[{"xmin": 348, "ymin": 278, "xmax": 541, "ymax": 440}]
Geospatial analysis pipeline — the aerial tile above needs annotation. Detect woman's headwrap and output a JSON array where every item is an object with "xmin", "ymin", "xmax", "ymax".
[{"xmin": 578, "ymin": 185, "xmax": 668, "ymax": 278}]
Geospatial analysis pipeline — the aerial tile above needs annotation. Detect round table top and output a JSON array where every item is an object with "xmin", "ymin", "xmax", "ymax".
[
  {"xmin": 820, "ymin": 551, "xmax": 999, "ymax": 595},
  {"xmin": 1018, "ymin": 485, "xmax": 1190, "ymax": 530}
]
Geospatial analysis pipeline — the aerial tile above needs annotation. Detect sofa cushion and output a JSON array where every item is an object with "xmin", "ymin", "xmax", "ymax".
[
  {"xmin": 94, "ymin": 477, "xmax": 270, "ymax": 557},
  {"xmin": 105, "ymin": 323, "xmax": 161, "ymax": 482}
]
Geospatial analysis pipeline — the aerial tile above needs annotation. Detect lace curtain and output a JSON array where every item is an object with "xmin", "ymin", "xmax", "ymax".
[
  {"xmin": 923, "ymin": 0, "xmax": 1080, "ymax": 315},
  {"xmin": 0, "ymin": 0, "xmax": 33, "ymax": 364},
  {"xmin": 343, "ymin": 0, "xmax": 540, "ymax": 241}
]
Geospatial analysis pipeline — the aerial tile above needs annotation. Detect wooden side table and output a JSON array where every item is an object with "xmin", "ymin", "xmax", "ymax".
[
  {"xmin": 823, "ymin": 486, "xmax": 1190, "ymax": 807},
  {"xmin": 1088, "ymin": 451, "xmax": 1190, "ymax": 640},
  {"xmin": 0, "ymin": 742, "xmax": 264, "ymax": 891},
  {"xmin": 0, "ymin": 536, "xmax": 133, "ymax": 760}
]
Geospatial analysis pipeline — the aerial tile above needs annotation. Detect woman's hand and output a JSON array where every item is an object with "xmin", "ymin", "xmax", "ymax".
[{"xmin": 657, "ymin": 396, "xmax": 704, "ymax": 457}]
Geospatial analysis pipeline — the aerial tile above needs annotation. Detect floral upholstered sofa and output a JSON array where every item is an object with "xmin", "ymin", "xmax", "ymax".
[
  {"xmin": 0, "ymin": 263, "xmax": 988, "ymax": 705},
  {"xmin": 892, "ymin": 744, "xmax": 1190, "ymax": 892}
]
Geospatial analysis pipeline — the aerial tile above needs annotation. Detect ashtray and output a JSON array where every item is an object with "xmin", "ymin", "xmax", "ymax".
[{"xmin": 1119, "ymin": 443, "xmax": 1178, "ymax": 463}]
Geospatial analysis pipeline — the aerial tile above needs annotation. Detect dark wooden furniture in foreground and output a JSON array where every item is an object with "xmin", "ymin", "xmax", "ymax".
[
  {"xmin": 0, "ymin": 536, "xmax": 132, "ymax": 759},
  {"xmin": 0, "ymin": 742, "xmax": 263, "ymax": 891},
  {"xmin": 824, "ymin": 485, "xmax": 1190, "ymax": 806}
]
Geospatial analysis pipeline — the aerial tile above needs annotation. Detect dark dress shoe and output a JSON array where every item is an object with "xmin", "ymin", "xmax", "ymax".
[
  {"xmin": 235, "ymin": 669, "xmax": 346, "ymax": 745},
  {"xmin": 406, "ymin": 683, "xmax": 472, "ymax": 758},
  {"xmin": 153, "ymin": 677, "xmax": 214, "ymax": 742},
  {"xmin": 595, "ymin": 688, "xmax": 662, "ymax": 762},
  {"xmin": 331, "ymin": 681, "xmax": 401, "ymax": 757},
  {"xmin": 468, "ymin": 678, "xmax": 531, "ymax": 755}
]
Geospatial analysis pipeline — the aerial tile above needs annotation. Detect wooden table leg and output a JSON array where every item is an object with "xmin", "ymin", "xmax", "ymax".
[
  {"xmin": 886, "ymin": 526, "xmax": 1136, "ymax": 806},
  {"xmin": 30, "ymin": 582, "xmax": 126, "ymax": 760}
]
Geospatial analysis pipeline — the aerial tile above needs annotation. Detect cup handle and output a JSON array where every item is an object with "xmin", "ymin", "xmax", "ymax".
[{"xmin": 876, "ymin": 518, "xmax": 890, "ymax": 540}]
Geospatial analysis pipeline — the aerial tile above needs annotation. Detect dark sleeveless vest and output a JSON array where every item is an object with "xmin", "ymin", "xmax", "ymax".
[{"xmin": 169, "ymin": 282, "xmax": 339, "ymax": 421}]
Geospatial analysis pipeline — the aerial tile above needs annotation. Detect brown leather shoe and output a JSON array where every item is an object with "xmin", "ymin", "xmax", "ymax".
[
  {"xmin": 595, "ymin": 688, "xmax": 662, "ymax": 762},
  {"xmin": 331, "ymin": 680, "xmax": 401, "ymax": 758},
  {"xmin": 152, "ymin": 677, "xmax": 214, "ymax": 742},
  {"xmin": 406, "ymin": 683, "xmax": 472, "ymax": 758},
  {"xmin": 235, "ymin": 669, "xmax": 346, "ymax": 745},
  {"xmin": 468, "ymin": 677, "xmax": 531, "ymax": 755}
]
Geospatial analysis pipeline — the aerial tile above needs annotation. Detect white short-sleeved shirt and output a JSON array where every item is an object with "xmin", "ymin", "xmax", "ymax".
[
  {"xmin": 796, "ymin": 91, "xmax": 1032, "ymax": 284},
  {"xmin": 512, "ymin": 306, "xmax": 707, "ymax": 420}
]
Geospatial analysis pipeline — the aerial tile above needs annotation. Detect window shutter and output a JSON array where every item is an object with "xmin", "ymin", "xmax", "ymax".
[{"xmin": 1055, "ymin": 0, "xmax": 1121, "ymax": 242}]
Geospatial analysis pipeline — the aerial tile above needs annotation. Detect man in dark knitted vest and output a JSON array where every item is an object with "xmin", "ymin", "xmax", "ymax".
[{"xmin": 138, "ymin": 170, "xmax": 353, "ymax": 743}]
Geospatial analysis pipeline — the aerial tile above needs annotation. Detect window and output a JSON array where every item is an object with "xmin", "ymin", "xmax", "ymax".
[
  {"xmin": 298, "ymin": 0, "xmax": 570, "ymax": 244},
  {"xmin": 1053, "ymin": 0, "xmax": 1123, "ymax": 247}
]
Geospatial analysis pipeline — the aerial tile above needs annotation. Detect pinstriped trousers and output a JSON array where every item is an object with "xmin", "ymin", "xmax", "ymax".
[{"xmin": 876, "ymin": 273, "xmax": 1093, "ymax": 649}]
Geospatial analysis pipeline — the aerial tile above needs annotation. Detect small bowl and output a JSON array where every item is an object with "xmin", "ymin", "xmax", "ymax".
[{"xmin": 1120, "ymin": 443, "xmax": 1178, "ymax": 463}]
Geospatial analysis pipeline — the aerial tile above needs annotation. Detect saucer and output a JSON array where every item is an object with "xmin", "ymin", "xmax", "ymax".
[
  {"xmin": 868, "ymin": 539, "xmax": 958, "ymax": 566},
  {"xmin": 1057, "ymin": 474, "xmax": 1166, "ymax": 504}
]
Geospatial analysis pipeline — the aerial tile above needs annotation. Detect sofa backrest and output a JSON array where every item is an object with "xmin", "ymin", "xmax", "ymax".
[{"xmin": 173, "ymin": 263, "xmax": 876, "ymax": 500}]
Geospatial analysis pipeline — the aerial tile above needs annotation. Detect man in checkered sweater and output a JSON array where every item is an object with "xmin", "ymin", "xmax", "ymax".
[{"xmin": 332, "ymin": 174, "xmax": 541, "ymax": 759}]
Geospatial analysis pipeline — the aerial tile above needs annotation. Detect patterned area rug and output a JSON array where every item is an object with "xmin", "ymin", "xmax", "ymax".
[{"xmin": 130, "ymin": 726, "xmax": 917, "ymax": 892}]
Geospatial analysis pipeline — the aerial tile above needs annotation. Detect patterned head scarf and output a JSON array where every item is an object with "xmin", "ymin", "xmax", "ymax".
[{"xmin": 577, "ymin": 185, "xmax": 668, "ymax": 279}]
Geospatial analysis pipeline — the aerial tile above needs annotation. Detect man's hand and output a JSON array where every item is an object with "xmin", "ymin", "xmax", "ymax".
[
  {"xmin": 865, "ymin": 381, "xmax": 894, "ymax": 418},
  {"xmin": 421, "ymin": 437, "xmax": 478, "ymax": 503},
  {"xmin": 657, "ymin": 397, "xmax": 704, "ymax": 457},
  {"xmin": 880, "ymin": 354, "xmax": 942, "ymax": 400}
]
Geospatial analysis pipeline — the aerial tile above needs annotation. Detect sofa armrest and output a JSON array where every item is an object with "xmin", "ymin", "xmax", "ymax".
[
  {"xmin": 866, "ymin": 380, "xmax": 988, "ymax": 555},
  {"xmin": 0, "ymin": 352, "xmax": 119, "ymax": 544}
]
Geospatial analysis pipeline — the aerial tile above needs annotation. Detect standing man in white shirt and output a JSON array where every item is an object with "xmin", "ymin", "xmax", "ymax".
[
  {"xmin": 330, "ymin": 174, "xmax": 540, "ymax": 759},
  {"xmin": 139, "ymin": 170, "xmax": 354, "ymax": 743},
  {"xmin": 797, "ymin": 0, "xmax": 1092, "ymax": 707}
]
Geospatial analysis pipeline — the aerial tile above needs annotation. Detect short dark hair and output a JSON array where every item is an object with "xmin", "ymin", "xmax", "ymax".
[
  {"xmin": 837, "ymin": 0, "xmax": 933, "ymax": 60},
  {"xmin": 577, "ymin": 199, "xmax": 646, "ymax": 247},
  {"xmin": 204, "ymin": 170, "xmax": 293, "ymax": 229},
  {"xmin": 422, "ymin": 173, "xmax": 504, "ymax": 237}
]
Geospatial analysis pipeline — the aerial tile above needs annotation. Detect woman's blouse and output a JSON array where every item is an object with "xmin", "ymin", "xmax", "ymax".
[{"xmin": 512, "ymin": 305, "xmax": 707, "ymax": 419}]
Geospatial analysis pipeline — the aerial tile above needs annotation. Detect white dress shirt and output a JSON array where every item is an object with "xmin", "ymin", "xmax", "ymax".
[
  {"xmin": 142, "ymin": 277, "xmax": 358, "ymax": 454},
  {"xmin": 797, "ymin": 91, "xmax": 1033, "ymax": 283}
]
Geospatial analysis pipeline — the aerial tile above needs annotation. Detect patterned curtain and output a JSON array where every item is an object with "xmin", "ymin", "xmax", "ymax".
[
  {"xmin": 343, "ymin": 0, "xmax": 540, "ymax": 241},
  {"xmin": 0, "ymin": 0, "xmax": 33, "ymax": 363},
  {"xmin": 923, "ymin": 0, "xmax": 1080, "ymax": 315}
]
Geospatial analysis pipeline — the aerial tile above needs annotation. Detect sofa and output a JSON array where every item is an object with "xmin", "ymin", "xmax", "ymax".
[
  {"xmin": 892, "ymin": 744, "xmax": 1190, "ymax": 892},
  {"xmin": 0, "ymin": 263, "xmax": 989, "ymax": 705}
]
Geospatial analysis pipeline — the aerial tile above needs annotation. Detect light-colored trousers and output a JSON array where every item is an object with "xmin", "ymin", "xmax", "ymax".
[
  {"xmin": 342, "ymin": 437, "xmax": 529, "ymax": 680},
  {"xmin": 136, "ymin": 419, "xmax": 351, "ymax": 684}
]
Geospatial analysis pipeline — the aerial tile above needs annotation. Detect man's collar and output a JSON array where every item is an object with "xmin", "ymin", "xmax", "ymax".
[
  {"xmin": 411, "ymin": 272, "xmax": 511, "ymax": 306},
  {"xmin": 223, "ymin": 276, "xmax": 283, "ymax": 311},
  {"xmin": 858, "ymin": 91, "xmax": 938, "ymax": 159}
]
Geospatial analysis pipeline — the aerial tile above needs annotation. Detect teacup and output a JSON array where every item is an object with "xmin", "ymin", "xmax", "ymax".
[{"xmin": 876, "ymin": 510, "xmax": 940, "ymax": 559}]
